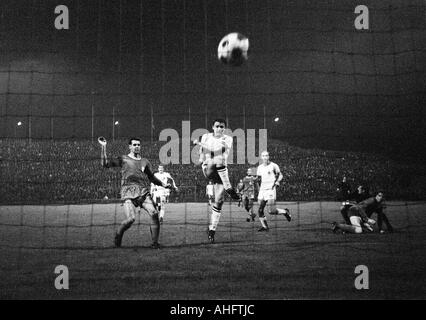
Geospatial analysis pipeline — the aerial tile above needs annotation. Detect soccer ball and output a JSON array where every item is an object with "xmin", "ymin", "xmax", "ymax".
[{"xmin": 217, "ymin": 32, "xmax": 249, "ymax": 66}]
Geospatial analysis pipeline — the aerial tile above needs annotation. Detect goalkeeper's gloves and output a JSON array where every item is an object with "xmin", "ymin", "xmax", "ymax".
[{"xmin": 367, "ymin": 218, "xmax": 376, "ymax": 225}]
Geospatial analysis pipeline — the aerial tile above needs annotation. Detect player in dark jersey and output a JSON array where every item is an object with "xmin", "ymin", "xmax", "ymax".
[
  {"xmin": 364, "ymin": 192, "xmax": 394, "ymax": 233},
  {"xmin": 332, "ymin": 191, "xmax": 386, "ymax": 234},
  {"xmin": 99, "ymin": 137, "xmax": 171, "ymax": 248},
  {"xmin": 340, "ymin": 185, "xmax": 370, "ymax": 224},
  {"xmin": 238, "ymin": 168, "xmax": 259, "ymax": 222}
]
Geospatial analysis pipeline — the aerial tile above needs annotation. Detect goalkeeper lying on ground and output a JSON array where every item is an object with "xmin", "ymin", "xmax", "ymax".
[{"xmin": 332, "ymin": 191, "xmax": 391, "ymax": 234}]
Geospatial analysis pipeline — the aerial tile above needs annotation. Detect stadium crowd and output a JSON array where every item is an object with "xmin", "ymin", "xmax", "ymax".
[{"xmin": 0, "ymin": 139, "xmax": 425, "ymax": 204}]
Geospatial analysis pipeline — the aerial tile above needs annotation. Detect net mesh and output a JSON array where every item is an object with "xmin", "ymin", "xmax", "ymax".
[
  {"xmin": 0, "ymin": 0, "xmax": 425, "ymax": 299},
  {"xmin": 0, "ymin": 0, "xmax": 424, "ymax": 156}
]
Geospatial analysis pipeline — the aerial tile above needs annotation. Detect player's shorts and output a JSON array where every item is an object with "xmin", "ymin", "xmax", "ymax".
[
  {"xmin": 202, "ymin": 161, "xmax": 222, "ymax": 184},
  {"xmin": 349, "ymin": 216, "xmax": 362, "ymax": 227},
  {"xmin": 154, "ymin": 195, "xmax": 166, "ymax": 205},
  {"xmin": 242, "ymin": 193, "xmax": 255, "ymax": 200},
  {"xmin": 121, "ymin": 184, "xmax": 150, "ymax": 208},
  {"xmin": 349, "ymin": 216, "xmax": 364, "ymax": 233},
  {"xmin": 258, "ymin": 189, "xmax": 276, "ymax": 202},
  {"xmin": 121, "ymin": 184, "xmax": 149, "ymax": 200}
]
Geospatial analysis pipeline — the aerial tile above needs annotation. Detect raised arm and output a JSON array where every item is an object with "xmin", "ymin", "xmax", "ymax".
[
  {"xmin": 197, "ymin": 134, "xmax": 207, "ymax": 164},
  {"xmin": 99, "ymin": 137, "xmax": 122, "ymax": 168}
]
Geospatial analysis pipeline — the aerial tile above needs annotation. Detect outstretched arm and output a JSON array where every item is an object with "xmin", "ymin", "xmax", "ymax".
[
  {"xmin": 358, "ymin": 208, "xmax": 369, "ymax": 222},
  {"xmin": 276, "ymin": 171, "xmax": 283, "ymax": 184},
  {"xmin": 273, "ymin": 164, "xmax": 283, "ymax": 188},
  {"xmin": 99, "ymin": 137, "xmax": 121, "ymax": 168},
  {"xmin": 169, "ymin": 176, "xmax": 178, "ymax": 190}
]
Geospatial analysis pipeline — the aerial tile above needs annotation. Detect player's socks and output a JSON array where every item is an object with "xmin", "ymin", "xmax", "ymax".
[
  {"xmin": 114, "ymin": 233, "xmax": 122, "ymax": 247},
  {"xmin": 258, "ymin": 218, "xmax": 269, "ymax": 231},
  {"xmin": 259, "ymin": 217, "xmax": 268, "ymax": 229},
  {"xmin": 117, "ymin": 219, "xmax": 134, "ymax": 237},
  {"xmin": 217, "ymin": 167, "xmax": 240, "ymax": 200},
  {"xmin": 209, "ymin": 205, "xmax": 221, "ymax": 231},
  {"xmin": 115, "ymin": 219, "xmax": 134, "ymax": 247},
  {"xmin": 277, "ymin": 208, "xmax": 291, "ymax": 222},
  {"xmin": 216, "ymin": 166, "xmax": 232, "ymax": 190}
]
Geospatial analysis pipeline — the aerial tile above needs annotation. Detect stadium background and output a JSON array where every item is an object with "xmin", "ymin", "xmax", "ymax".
[
  {"xmin": 0, "ymin": 0, "xmax": 425, "ymax": 157},
  {"xmin": 0, "ymin": 0, "xmax": 426, "ymax": 300}
]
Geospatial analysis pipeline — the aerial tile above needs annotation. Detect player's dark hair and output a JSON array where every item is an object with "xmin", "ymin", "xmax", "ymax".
[
  {"xmin": 128, "ymin": 137, "xmax": 141, "ymax": 145},
  {"xmin": 212, "ymin": 118, "xmax": 227, "ymax": 127}
]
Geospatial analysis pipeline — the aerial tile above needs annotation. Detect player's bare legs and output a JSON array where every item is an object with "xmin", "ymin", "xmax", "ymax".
[
  {"xmin": 258, "ymin": 199, "xmax": 291, "ymax": 232},
  {"xmin": 115, "ymin": 199, "xmax": 137, "ymax": 247},
  {"xmin": 267, "ymin": 199, "xmax": 291, "ymax": 222},
  {"xmin": 141, "ymin": 195, "xmax": 161, "ymax": 248},
  {"xmin": 332, "ymin": 216, "xmax": 363, "ymax": 234},
  {"xmin": 207, "ymin": 183, "xmax": 225, "ymax": 243},
  {"xmin": 258, "ymin": 200, "xmax": 269, "ymax": 231},
  {"xmin": 244, "ymin": 197, "xmax": 255, "ymax": 222},
  {"xmin": 248, "ymin": 199, "xmax": 256, "ymax": 221},
  {"xmin": 216, "ymin": 165, "xmax": 240, "ymax": 201}
]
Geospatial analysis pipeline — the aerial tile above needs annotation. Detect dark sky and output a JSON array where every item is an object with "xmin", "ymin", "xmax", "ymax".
[{"xmin": 0, "ymin": 0, "xmax": 425, "ymax": 158}]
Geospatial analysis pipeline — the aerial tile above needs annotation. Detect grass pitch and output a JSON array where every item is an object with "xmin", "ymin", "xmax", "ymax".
[{"xmin": 0, "ymin": 201, "xmax": 425, "ymax": 299}]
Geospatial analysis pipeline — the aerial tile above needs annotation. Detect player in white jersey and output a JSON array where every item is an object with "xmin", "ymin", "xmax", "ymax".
[
  {"xmin": 151, "ymin": 165, "xmax": 178, "ymax": 224},
  {"xmin": 256, "ymin": 151, "xmax": 291, "ymax": 232},
  {"xmin": 193, "ymin": 118, "xmax": 240, "ymax": 243}
]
